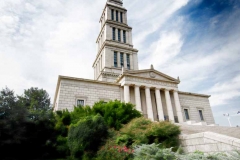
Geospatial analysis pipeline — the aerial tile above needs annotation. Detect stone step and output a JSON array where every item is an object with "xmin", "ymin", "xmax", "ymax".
[{"xmin": 179, "ymin": 124, "xmax": 240, "ymax": 139}]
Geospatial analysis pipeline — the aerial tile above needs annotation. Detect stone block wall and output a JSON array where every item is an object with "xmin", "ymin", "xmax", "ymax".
[
  {"xmin": 179, "ymin": 93, "xmax": 215, "ymax": 124},
  {"xmin": 55, "ymin": 78, "xmax": 121, "ymax": 111}
]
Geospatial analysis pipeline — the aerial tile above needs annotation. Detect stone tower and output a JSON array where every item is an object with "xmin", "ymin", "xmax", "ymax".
[{"xmin": 92, "ymin": 0, "xmax": 139, "ymax": 82}]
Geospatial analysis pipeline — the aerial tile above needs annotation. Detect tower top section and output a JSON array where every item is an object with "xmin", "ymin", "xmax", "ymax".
[{"xmin": 108, "ymin": 0, "xmax": 123, "ymax": 6}]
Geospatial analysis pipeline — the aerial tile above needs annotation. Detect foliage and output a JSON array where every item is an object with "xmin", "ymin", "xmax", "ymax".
[
  {"xmin": 68, "ymin": 114, "xmax": 109, "ymax": 158},
  {"xmin": 0, "ymin": 87, "xmax": 57, "ymax": 159},
  {"xmin": 178, "ymin": 150, "xmax": 240, "ymax": 160},
  {"xmin": 133, "ymin": 144, "xmax": 240, "ymax": 160},
  {"xmin": 133, "ymin": 143, "xmax": 176, "ymax": 160},
  {"xmin": 118, "ymin": 117, "xmax": 181, "ymax": 149},
  {"xmin": 18, "ymin": 87, "xmax": 51, "ymax": 121},
  {"xmin": 92, "ymin": 100, "xmax": 142, "ymax": 130},
  {"xmin": 71, "ymin": 105, "xmax": 94, "ymax": 124},
  {"xmin": 0, "ymin": 87, "xmax": 29, "ymax": 154},
  {"xmin": 96, "ymin": 141, "xmax": 134, "ymax": 160}
]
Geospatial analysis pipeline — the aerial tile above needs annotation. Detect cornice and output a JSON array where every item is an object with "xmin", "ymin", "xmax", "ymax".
[
  {"xmin": 99, "ymin": 2, "xmax": 127, "ymax": 23},
  {"xmin": 115, "ymin": 73, "xmax": 180, "ymax": 86},
  {"xmin": 92, "ymin": 41, "xmax": 138, "ymax": 67},
  {"xmin": 96, "ymin": 20, "xmax": 131, "ymax": 43},
  {"xmin": 178, "ymin": 91, "xmax": 211, "ymax": 98},
  {"xmin": 115, "ymin": 69, "xmax": 180, "ymax": 83}
]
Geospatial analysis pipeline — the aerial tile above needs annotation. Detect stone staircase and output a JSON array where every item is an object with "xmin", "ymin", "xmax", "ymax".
[
  {"xmin": 178, "ymin": 123, "xmax": 240, "ymax": 153},
  {"xmin": 179, "ymin": 124, "xmax": 240, "ymax": 139}
]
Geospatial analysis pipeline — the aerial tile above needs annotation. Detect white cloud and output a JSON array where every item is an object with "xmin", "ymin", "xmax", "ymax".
[
  {"xmin": 208, "ymin": 75, "xmax": 240, "ymax": 106},
  {"xmin": 126, "ymin": 0, "xmax": 189, "ymax": 51},
  {"xmin": 140, "ymin": 31, "xmax": 183, "ymax": 69},
  {"xmin": 0, "ymin": 0, "xmax": 104, "ymax": 98}
]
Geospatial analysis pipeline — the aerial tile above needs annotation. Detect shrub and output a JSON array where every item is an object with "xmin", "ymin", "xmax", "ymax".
[
  {"xmin": 133, "ymin": 143, "xmax": 176, "ymax": 160},
  {"xmin": 133, "ymin": 145, "xmax": 240, "ymax": 160},
  {"xmin": 71, "ymin": 105, "xmax": 94, "ymax": 124},
  {"xmin": 96, "ymin": 141, "xmax": 134, "ymax": 160},
  {"xmin": 178, "ymin": 150, "xmax": 240, "ymax": 160},
  {"xmin": 118, "ymin": 117, "xmax": 181, "ymax": 149},
  {"xmin": 68, "ymin": 114, "xmax": 108, "ymax": 158},
  {"xmin": 92, "ymin": 100, "xmax": 142, "ymax": 130}
]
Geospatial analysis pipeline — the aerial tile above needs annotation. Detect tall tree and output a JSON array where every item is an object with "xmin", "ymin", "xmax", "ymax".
[
  {"xmin": 18, "ymin": 87, "xmax": 51, "ymax": 121},
  {"xmin": 0, "ymin": 87, "xmax": 28, "ymax": 158}
]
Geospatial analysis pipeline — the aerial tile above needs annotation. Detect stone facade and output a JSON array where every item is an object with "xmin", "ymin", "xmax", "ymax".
[{"xmin": 53, "ymin": 0, "xmax": 215, "ymax": 125}]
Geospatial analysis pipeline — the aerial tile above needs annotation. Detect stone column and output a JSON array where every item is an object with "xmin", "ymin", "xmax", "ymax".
[
  {"xmin": 124, "ymin": 85, "xmax": 130, "ymax": 103},
  {"xmin": 145, "ymin": 87, "xmax": 154, "ymax": 121},
  {"xmin": 155, "ymin": 88, "xmax": 164, "ymax": 121},
  {"xmin": 134, "ymin": 85, "xmax": 142, "ymax": 112},
  {"xmin": 173, "ymin": 90, "xmax": 184, "ymax": 123},
  {"xmin": 164, "ymin": 89, "xmax": 174, "ymax": 122}
]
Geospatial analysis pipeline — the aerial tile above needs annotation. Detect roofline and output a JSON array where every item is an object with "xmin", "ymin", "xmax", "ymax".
[
  {"xmin": 115, "ymin": 69, "xmax": 180, "ymax": 84},
  {"xmin": 178, "ymin": 91, "xmax": 211, "ymax": 98}
]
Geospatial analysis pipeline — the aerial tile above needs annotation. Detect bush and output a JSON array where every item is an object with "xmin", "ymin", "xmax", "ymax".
[
  {"xmin": 96, "ymin": 141, "xmax": 134, "ymax": 160},
  {"xmin": 178, "ymin": 150, "xmax": 240, "ymax": 160},
  {"xmin": 133, "ymin": 144, "xmax": 240, "ymax": 160},
  {"xmin": 68, "ymin": 114, "xmax": 109, "ymax": 158},
  {"xmin": 92, "ymin": 100, "xmax": 142, "ymax": 130},
  {"xmin": 71, "ymin": 105, "xmax": 94, "ymax": 124},
  {"xmin": 133, "ymin": 143, "xmax": 176, "ymax": 160},
  {"xmin": 118, "ymin": 117, "xmax": 181, "ymax": 149}
]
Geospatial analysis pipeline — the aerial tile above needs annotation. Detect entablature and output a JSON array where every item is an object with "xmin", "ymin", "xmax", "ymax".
[{"xmin": 117, "ymin": 75, "xmax": 179, "ymax": 90}]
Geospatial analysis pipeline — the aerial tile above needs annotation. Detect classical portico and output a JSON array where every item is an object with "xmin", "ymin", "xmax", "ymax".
[{"xmin": 116, "ymin": 67, "xmax": 184, "ymax": 123}]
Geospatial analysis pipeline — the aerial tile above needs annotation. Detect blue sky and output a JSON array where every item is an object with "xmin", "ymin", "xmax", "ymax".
[{"xmin": 0, "ymin": 0, "xmax": 239, "ymax": 126}]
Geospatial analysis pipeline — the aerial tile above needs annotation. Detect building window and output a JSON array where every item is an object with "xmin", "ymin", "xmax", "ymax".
[
  {"xmin": 116, "ymin": 10, "xmax": 118, "ymax": 21},
  {"xmin": 112, "ymin": 27, "xmax": 115, "ymax": 40},
  {"xmin": 114, "ymin": 51, "xmax": 118, "ymax": 67},
  {"xmin": 184, "ymin": 109, "xmax": 190, "ymax": 120},
  {"xmin": 77, "ymin": 99, "xmax": 84, "ymax": 106},
  {"xmin": 118, "ymin": 29, "xmax": 121, "ymax": 42},
  {"xmin": 126, "ymin": 54, "xmax": 130, "ymax": 69},
  {"xmin": 111, "ymin": 9, "xmax": 114, "ymax": 20},
  {"xmin": 120, "ymin": 12, "xmax": 123, "ymax": 23},
  {"xmin": 199, "ymin": 110, "xmax": 204, "ymax": 121},
  {"xmin": 120, "ymin": 53, "xmax": 124, "ymax": 67},
  {"xmin": 123, "ymin": 30, "xmax": 126, "ymax": 43}
]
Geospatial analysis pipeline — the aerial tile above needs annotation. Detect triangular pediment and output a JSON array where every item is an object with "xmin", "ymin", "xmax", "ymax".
[{"xmin": 123, "ymin": 69, "xmax": 179, "ymax": 83}]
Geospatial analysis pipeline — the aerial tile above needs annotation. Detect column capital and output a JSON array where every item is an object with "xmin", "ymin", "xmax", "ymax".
[
  {"xmin": 145, "ymin": 86, "xmax": 151, "ymax": 89},
  {"xmin": 134, "ymin": 85, "xmax": 141, "ymax": 88},
  {"xmin": 172, "ymin": 89, "xmax": 179, "ymax": 92},
  {"xmin": 155, "ymin": 88, "xmax": 161, "ymax": 91}
]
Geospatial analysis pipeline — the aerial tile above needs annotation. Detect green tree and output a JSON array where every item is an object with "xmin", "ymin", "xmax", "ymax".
[
  {"xmin": 0, "ymin": 87, "xmax": 28, "ymax": 155},
  {"xmin": 17, "ymin": 87, "xmax": 56, "ymax": 159},
  {"xmin": 18, "ymin": 87, "xmax": 51, "ymax": 121},
  {"xmin": 68, "ymin": 114, "xmax": 109, "ymax": 159},
  {"xmin": 93, "ymin": 100, "xmax": 142, "ymax": 130}
]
